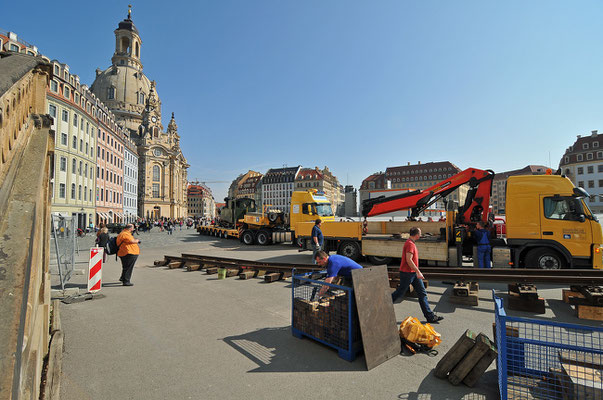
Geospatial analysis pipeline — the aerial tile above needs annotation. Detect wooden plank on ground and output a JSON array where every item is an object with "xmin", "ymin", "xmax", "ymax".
[
  {"xmin": 507, "ymin": 292, "xmax": 546, "ymax": 314},
  {"xmin": 185, "ymin": 263, "xmax": 201, "ymax": 271},
  {"xmin": 206, "ymin": 267, "xmax": 218, "ymax": 274},
  {"xmin": 168, "ymin": 261, "xmax": 183, "ymax": 269},
  {"xmin": 351, "ymin": 266, "xmax": 400, "ymax": 370},
  {"xmin": 463, "ymin": 335, "xmax": 498, "ymax": 387},
  {"xmin": 448, "ymin": 333, "xmax": 491, "ymax": 385},
  {"xmin": 264, "ymin": 272, "xmax": 283, "ymax": 283},
  {"xmin": 226, "ymin": 269, "xmax": 240, "ymax": 277},
  {"xmin": 559, "ymin": 351, "xmax": 603, "ymax": 370},
  {"xmin": 239, "ymin": 270, "xmax": 256, "ymax": 280},
  {"xmin": 563, "ymin": 289, "xmax": 585, "ymax": 303},
  {"xmin": 576, "ymin": 304, "xmax": 603, "ymax": 321},
  {"xmin": 434, "ymin": 330, "xmax": 478, "ymax": 379},
  {"xmin": 560, "ymin": 362, "xmax": 603, "ymax": 400}
]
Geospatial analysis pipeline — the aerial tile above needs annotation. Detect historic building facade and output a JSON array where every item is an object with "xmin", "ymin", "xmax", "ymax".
[
  {"xmin": 123, "ymin": 137, "xmax": 139, "ymax": 222},
  {"xmin": 90, "ymin": 9, "xmax": 188, "ymax": 220},
  {"xmin": 261, "ymin": 166, "xmax": 301, "ymax": 215},
  {"xmin": 559, "ymin": 130, "xmax": 603, "ymax": 213},
  {"xmin": 47, "ymin": 60, "xmax": 97, "ymax": 229},
  {"xmin": 187, "ymin": 183, "xmax": 215, "ymax": 219}
]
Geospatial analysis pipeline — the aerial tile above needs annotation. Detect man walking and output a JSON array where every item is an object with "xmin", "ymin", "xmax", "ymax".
[
  {"xmin": 117, "ymin": 224, "xmax": 140, "ymax": 286},
  {"xmin": 391, "ymin": 227, "xmax": 443, "ymax": 323},
  {"xmin": 311, "ymin": 219, "xmax": 324, "ymax": 264}
]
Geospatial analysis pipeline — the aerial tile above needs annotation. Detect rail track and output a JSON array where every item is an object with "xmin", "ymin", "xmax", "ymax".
[{"xmin": 155, "ymin": 254, "xmax": 603, "ymax": 285}]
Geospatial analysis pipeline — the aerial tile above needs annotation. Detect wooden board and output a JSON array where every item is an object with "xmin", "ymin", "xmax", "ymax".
[
  {"xmin": 559, "ymin": 351, "xmax": 603, "ymax": 370},
  {"xmin": 507, "ymin": 293, "xmax": 546, "ymax": 314},
  {"xmin": 351, "ymin": 266, "xmax": 400, "ymax": 370},
  {"xmin": 185, "ymin": 263, "xmax": 201, "ymax": 271},
  {"xmin": 168, "ymin": 261, "xmax": 183, "ymax": 269},
  {"xmin": 434, "ymin": 329, "xmax": 478, "ymax": 379},
  {"xmin": 362, "ymin": 237, "xmax": 448, "ymax": 261},
  {"xmin": 462, "ymin": 336, "xmax": 498, "ymax": 387},
  {"xmin": 365, "ymin": 221, "xmax": 445, "ymax": 236},
  {"xmin": 576, "ymin": 304, "xmax": 603, "ymax": 321},
  {"xmin": 563, "ymin": 289, "xmax": 585, "ymax": 304},
  {"xmin": 448, "ymin": 333, "xmax": 491, "ymax": 385},
  {"xmin": 560, "ymin": 363, "xmax": 603, "ymax": 400}
]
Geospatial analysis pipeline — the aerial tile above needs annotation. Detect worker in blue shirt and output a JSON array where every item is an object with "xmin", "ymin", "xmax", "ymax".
[
  {"xmin": 311, "ymin": 219, "xmax": 324, "ymax": 264},
  {"xmin": 474, "ymin": 221, "xmax": 492, "ymax": 268},
  {"xmin": 315, "ymin": 250, "xmax": 362, "ymax": 296}
]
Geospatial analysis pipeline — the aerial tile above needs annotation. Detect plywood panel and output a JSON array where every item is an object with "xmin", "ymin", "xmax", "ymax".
[{"xmin": 351, "ymin": 266, "xmax": 400, "ymax": 370}]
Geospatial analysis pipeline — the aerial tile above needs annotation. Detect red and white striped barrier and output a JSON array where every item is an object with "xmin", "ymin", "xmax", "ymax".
[{"xmin": 88, "ymin": 247, "xmax": 103, "ymax": 293}]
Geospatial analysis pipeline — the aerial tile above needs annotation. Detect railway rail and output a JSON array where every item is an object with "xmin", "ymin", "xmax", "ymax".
[{"xmin": 156, "ymin": 254, "xmax": 603, "ymax": 285}]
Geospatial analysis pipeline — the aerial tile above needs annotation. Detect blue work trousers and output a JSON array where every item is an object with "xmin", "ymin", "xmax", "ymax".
[
  {"xmin": 477, "ymin": 245, "xmax": 491, "ymax": 268},
  {"xmin": 391, "ymin": 271, "xmax": 434, "ymax": 320}
]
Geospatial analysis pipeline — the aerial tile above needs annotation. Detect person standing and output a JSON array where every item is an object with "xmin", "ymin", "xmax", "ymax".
[
  {"xmin": 96, "ymin": 226, "xmax": 110, "ymax": 263},
  {"xmin": 391, "ymin": 227, "xmax": 443, "ymax": 323},
  {"xmin": 311, "ymin": 219, "xmax": 324, "ymax": 264},
  {"xmin": 117, "ymin": 224, "xmax": 140, "ymax": 286},
  {"xmin": 474, "ymin": 221, "xmax": 492, "ymax": 268}
]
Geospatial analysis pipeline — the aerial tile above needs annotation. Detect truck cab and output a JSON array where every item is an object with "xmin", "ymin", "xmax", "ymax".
[
  {"xmin": 506, "ymin": 175, "xmax": 603, "ymax": 269},
  {"xmin": 289, "ymin": 190, "xmax": 335, "ymax": 227}
]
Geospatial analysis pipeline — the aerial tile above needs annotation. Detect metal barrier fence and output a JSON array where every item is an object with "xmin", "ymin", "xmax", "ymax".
[
  {"xmin": 493, "ymin": 291, "xmax": 603, "ymax": 400},
  {"xmin": 291, "ymin": 271, "xmax": 362, "ymax": 361},
  {"xmin": 50, "ymin": 215, "xmax": 76, "ymax": 290}
]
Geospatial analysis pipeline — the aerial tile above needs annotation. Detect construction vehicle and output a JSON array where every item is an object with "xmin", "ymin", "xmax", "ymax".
[
  {"xmin": 295, "ymin": 168, "xmax": 603, "ymax": 269},
  {"xmin": 198, "ymin": 189, "xmax": 336, "ymax": 245}
]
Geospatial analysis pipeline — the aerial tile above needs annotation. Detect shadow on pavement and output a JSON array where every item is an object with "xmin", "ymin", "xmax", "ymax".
[
  {"xmin": 222, "ymin": 326, "xmax": 366, "ymax": 372},
  {"xmin": 397, "ymin": 369, "xmax": 498, "ymax": 400}
]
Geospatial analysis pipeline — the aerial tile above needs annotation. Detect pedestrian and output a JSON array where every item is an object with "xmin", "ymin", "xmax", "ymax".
[
  {"xmin": 391, "ymin": 227, "xmax": 443, "ymax": 323},
  {"xmin": 96, "ymin": 225, "xmax": 110, "ymax": 263},
  {"xmin": 314, "ymin": 251, "xmax": 362, "ymax": 296},
  {"xmin": 311, "ymin": 218, "xmax": 324, "ymax": 264},
  {"xmin": 167, "ymin": 220, "xmax": 173, "ymax": 235},
  {"xmin": 117, "ymin": 224, "xmax": 141, "ymax": 286},
  {"xmin": 474, "ymin": 221, "xmax": 492, "ymax": 268},
  {"xmin": 179, "ymin": 220, "xmax": 183, "ymax": 230}
]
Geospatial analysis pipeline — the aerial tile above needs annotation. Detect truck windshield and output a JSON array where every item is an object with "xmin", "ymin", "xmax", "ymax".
[
  {"xmin": 315, "ymin": 203, "xmax": 333, "ymax": 217},
  {"xmin": 543, "ymin": 197, "xmax": 584, "ymax": 221}
]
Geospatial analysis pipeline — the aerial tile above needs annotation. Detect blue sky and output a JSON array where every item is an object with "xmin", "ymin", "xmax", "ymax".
[{"xmin": 4, "ymin": 1, "xmax": 603, "ymax": 201}]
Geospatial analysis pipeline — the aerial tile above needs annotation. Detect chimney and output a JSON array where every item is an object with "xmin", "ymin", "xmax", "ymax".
[
  {"xmin": 407, "ymin": 162, "xmax": 410, "ymax": 166},
  {"xmin": 418, "ymin": 161, "xmax": 421, "ymax": 165},
  {"xmin": 592, "ymin": 130, "xmax": 598, "ymax": 137},
  {"xmin": 577, "ymin": 135, "xmax": 581, "ymax": 138}
]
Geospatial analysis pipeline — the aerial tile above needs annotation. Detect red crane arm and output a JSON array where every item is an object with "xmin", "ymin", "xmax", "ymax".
[{"xmin": 361, "ymin": 168, "xmax": 494, "ymax": 224}]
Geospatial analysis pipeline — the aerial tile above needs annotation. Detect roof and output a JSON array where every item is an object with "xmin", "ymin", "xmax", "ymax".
[
  {"xmin": 493, "ymin": 165, "xmax": 548, "ymax": 181},
  {"xmin": 385, "ymin": 161, "xmax": 460, "ymax": 177},
  {"xmin": 0, "ymin": 51, "xmax": 50, "ymax": 98},
  {"xmin": 360, "ymin": 173, "xmax": 386, "ymax": 190},
  {"xmin": 296, "ymin": 168, "xmax": 323, "ymax": 180},
  {"xmin": 263, "ymin": 166, "xmax": 301, "ymax": 183},
  {"xmin": 559, "ymin": 131, "xmax": 603, "ymax": 167},
  {"xmin": 117, "ymin": 16, "xmax": 139, "ymax": 34}
]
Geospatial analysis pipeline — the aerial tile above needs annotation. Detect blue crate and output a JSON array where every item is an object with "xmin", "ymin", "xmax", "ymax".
[
  {"xmin": 291, "ymin": 271, "xmax": 362, "ymax": 361},
  {"xmin": 493, "ymin": 290, "xmax": 603, "ymax": 400}
]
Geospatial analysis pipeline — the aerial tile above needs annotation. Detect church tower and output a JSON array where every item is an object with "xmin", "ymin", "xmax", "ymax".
[{"xmin": 91, "ymin": 7, "xmax": 189, "ymax": 220}]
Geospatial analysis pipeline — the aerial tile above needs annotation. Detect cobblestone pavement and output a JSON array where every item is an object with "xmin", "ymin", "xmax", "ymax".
[{"xmin": 55, "ymin": 228, "xmax": 590, "ymax": 400}]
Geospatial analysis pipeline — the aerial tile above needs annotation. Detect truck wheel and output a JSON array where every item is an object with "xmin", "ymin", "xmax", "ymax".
[
  {"xmin": 338, "ymin": 241, "xmax": 360, "ymax": 261},
  {"xmin": 242, "ymin": 230, "xmax": 255, "ymax": 245},
  {"xmin": 526, "ymin": 248, "xmax": 566, "ymax": 269},
  {"xmin": 267, "ymin": 212, "xmax": 279, "ymax": 223},
  {"xmin": 256, "ymin": 230, "xmax": 271, "ymax": 245},
  {"xmin": 367, "ymin": 256, "xmax": 392, "ymax": 265}
]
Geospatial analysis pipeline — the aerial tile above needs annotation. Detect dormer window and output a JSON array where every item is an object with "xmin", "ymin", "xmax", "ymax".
[
  {"xmin": 577, "ymin": 154, "xmax": 584, "ymax": 161},
  {"xmin": 108, "ymin": 87, "xmax": 115, "ymax": 100},
  {"xmin": 583, "ymin": 143, "xmax": 589, "ymax": 150},
  {"xmin": 594, "ymin": 142, "xmax": 599, "ymax": 148}
]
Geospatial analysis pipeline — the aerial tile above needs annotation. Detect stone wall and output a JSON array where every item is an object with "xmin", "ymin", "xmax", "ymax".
[{"xmin": 0, "ymin": 52, "xmax": 53, "ymax": 399}]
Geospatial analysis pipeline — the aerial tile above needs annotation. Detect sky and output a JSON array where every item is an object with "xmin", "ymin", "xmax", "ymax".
[{"xmin": 4, "ymin": 1, "xmax": 603, "ymax": 201}]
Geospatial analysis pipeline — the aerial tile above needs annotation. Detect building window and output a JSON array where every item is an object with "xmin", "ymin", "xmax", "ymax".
[
  {"xmin": 139, "ymin": 92, "xmax": 145, "ymax": 104},
  {"xmin": 587, "ymin": 153, "xmax": 594, "ymax": 161},
  {"xmin": 578, "ymin": 167, "xmax": 584, "ymax": 174},
  {"xmin": 61, "ymin": 133, "xmax": 68, "ymax": 145},
  {"xmin": 59, "ymin": 157, "xmax": 66, "ymax": 171},
  {"xmin": 594, "ymin": 142, "xmax": 599, "ymax": 148},
  {"xmin": 577, "ymin": 154, "xmax": 584, "ymax": 161},
  {"xmin": 153, "ymin": 165, "xmax": 160, "ymax": 181},
  {"xmin": 583, "ymin": 143, "xmax": 590, "ymax": 150},
  {"xmin": 598, "ymin": 180, "xmax": 603, "ymax": 187},
  {"xmin": 50, "ymin": 80, "xmax": 58, "ymax": 92},
  {"xmin": 578, "ymin": 181, "xmax": 584, "ymax": 188},
  {"xmin": 589, "ymin": 180, "xmax": 595, "ymax": 188},
  {"xmin": 72, "ymin": 158, "xmax": 76, "ymax": 173},
  {"xmin": 49, "ymin": 104, "xmax": 57, "ymax": 118},
  {"xmin": 71, "ymin": 183, "xmax": 76, "ymax": 199},
  {"xmin": 64, "ymin": 86, "xmax": 70, "ymax": 99},
  {"xmin": 59, "ymin": 183, "xmax": 66, "ymax": 198},
  {"xmin": 108, "ymin": 87, "xmax": 115, "ymax": 100},
  {"xmin": 79, "ymin": 139, "xmax": 83, "ymax": 152},
  {"xmin": 78, "ymin": 185, "xmax": 82, "ymax": 200},
  {"xmin": 72, "ymin": 136, "xmax": 77, "ymax": 149},
  {"xmin": 62, "ymin": 110, "xmax": 69, "ymax": 122}
]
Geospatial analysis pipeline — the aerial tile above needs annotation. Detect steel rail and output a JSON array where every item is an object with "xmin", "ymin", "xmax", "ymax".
[{"xmin": 161, "ymin": 253, "xmax": 603, "ymax": 285}]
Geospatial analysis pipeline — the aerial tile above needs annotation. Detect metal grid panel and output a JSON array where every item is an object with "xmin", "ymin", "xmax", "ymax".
[
  {"xmin": 494, "ymin": 292, "xmax": 603, "ymax": 400},
  {"xmin": 292, "ymin": 273, "xmax": 361, "ymax": 361},
  {"xmin": 50, "ymin": 215, "xmax": 76, "ymax": 289}
]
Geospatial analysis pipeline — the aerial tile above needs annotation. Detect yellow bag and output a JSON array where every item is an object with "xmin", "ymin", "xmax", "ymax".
[{"xmin": 400, "ymin": 316, "xmax": 442, "ymax": 348}]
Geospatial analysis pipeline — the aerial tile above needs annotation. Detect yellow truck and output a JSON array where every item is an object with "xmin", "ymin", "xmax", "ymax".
[
  {"xmin": 295, "ymin": 169, "xmax": 603, "ymax": 269},
  {"xmin": 198, "ymin": 189, "xmax": 336, "ymax": 245}
]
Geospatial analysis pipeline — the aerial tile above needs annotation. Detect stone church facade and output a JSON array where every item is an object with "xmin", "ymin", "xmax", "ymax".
[{"xmin": 90, "ymin": 9, "xmax": 188, "ymax": 219}]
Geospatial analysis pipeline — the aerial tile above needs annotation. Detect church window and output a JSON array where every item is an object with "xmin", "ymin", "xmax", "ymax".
[
  {"xmin": 153, "ymin": 165, "xmax": 161, "ymax": 181},
  {"xmin": 139, "ymin": 93, "xmax": 145, "ymax": 105},
  {"xmin": 152, "ymin": 183, "xmax": 160, "ymax": 198},
  {"xmin": 108, "ymin": 87, "xmax": 115, "ymax": 100}
]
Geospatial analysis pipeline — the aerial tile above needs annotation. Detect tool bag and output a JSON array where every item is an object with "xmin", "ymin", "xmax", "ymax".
[{"xmin": 400, "ymin": 316, "xmax": 442, "ymax": 349}]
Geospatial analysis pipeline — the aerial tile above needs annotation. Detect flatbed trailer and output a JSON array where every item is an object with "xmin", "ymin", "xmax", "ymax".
[{"xmin": 197, "ymin": 225, "xmax": 240, "ymax": 239}]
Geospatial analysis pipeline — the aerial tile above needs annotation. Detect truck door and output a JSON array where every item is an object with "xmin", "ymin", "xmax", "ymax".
[{"xmin": 540, "ymin": 196, "xmax": 592, "ymax": 259}]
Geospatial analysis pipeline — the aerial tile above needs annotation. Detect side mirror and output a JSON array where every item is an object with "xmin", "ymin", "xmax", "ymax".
[{"xmin": 579, "ymin": 214, "xmax": 586, "ymax": 223}]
